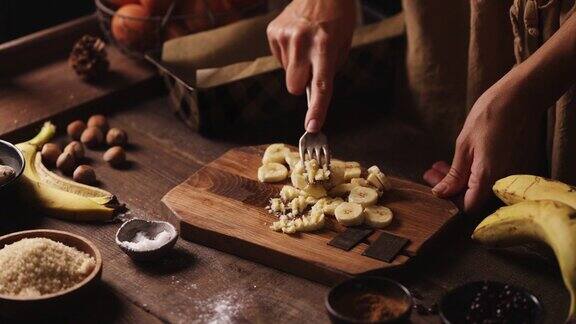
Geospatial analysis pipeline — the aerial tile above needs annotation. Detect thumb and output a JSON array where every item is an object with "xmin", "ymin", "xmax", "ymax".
[{"xmin": 432, "ymin": 147, "xmax": 472, "ymax": 198}]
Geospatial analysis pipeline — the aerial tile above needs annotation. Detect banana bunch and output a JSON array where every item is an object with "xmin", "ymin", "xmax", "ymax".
[
  {"xmin": 472, "ymin": 175, "xmax": 576, "ymax": 321},
  {"xmin": 15, "ymin": 122, "xmax": 120, "ymax": 221},
  {"xmin": 259, "ymin": 144, "xmax": 394, "ymax": 234}
]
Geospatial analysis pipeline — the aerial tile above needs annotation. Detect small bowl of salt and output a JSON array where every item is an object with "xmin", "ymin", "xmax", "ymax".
[{"xmin": 115, "ymin": 218, "xmax": 178, "ymax": 261}]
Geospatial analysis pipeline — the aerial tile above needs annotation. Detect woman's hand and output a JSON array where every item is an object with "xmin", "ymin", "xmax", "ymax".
[
  {"xmin": 266, "ymin": 0, "xmax": 356, "ymax": 132},
  {"xmin": 423, "ymin": 72, "xmax": 546, "ymax": 214},
  {"xmin": 424, "ymin": 12, "xmax": 576, "ymax": 214}
]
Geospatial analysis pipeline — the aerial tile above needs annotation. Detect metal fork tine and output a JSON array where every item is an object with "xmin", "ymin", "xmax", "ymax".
[
  {"xmin": 306, "ymin": 148, "xmax": 313, "ymax": 161},
  {"xmin": 314, "ymin": 147, "xmax": 321, "ymax": 163},
  {"xmin": 323, "ymin": 146, "xmax": 330, "ymax": 166}
]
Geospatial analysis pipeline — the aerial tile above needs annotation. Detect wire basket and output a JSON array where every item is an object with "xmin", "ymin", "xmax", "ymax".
[{"xmin": 95, "ymin": 0, "xmax": 269, "ymax": 58}]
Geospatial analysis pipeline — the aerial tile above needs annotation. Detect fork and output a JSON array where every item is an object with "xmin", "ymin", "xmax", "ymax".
[{"xmin": 299, "ymin": 85, "xmax": 331, "ymax": 166}]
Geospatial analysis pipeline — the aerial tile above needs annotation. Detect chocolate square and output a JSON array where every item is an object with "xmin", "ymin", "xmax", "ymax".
[
  {"xmin": 328, "ymin": 227, "xmax": 374, "ymax": 251},
  {"xmin": 362, "ymin": 232, "xmax": 409, "ymax": 263}
]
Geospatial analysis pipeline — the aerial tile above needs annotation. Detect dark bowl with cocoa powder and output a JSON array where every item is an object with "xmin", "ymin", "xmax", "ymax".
[{"xmin": 326, "ymin": 276, "xmax": 413, "ymax": 324}]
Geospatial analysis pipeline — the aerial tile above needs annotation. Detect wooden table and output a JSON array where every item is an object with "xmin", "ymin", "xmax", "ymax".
[{"xmin": 0, "ymin": 16, "xmax": 569, "ymax": 324}]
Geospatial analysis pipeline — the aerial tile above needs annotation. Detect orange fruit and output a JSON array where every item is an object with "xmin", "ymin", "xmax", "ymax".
[{"xmin": 111, "ymin": 4, "xmax": 154, "ymax": 50}]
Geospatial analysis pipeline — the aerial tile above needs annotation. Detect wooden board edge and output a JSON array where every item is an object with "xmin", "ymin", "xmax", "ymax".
[{"xmin": 161, "ymin": 193, "xmax": 409, "ymax": 285}]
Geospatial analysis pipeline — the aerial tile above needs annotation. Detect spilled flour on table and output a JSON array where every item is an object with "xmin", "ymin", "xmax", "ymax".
[{"xmin": 194, "ymin": 290, "xmax": 245, "ymax": 324}]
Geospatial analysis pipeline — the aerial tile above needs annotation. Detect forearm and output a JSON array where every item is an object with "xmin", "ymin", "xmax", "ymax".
[{"xmin": 506, "ymin": 13, "xmax": 576, "ymax": 112}]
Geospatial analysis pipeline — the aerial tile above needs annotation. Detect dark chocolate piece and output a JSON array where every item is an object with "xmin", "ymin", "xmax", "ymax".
[
  {"xmin": 328, "ymin": 227, "xmax": 374, "ymax": 251},
  {"xmin": 362, "ymin": 232, "xmax": 409, "ymax": 262}
]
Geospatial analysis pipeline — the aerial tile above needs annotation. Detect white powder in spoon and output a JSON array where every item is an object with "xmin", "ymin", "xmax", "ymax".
[{"xmin": 119, "ymin": 230, "xmax": 173, "ymax": 251}]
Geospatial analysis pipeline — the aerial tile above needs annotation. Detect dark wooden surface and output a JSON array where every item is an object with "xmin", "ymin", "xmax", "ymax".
[
  {"xmin": 163, "ymin": 145, "xmax": 458, "ymax": 284},
  {"xmin": 0, "ymin": 15, "xmax": 570, "ymax": 324}
]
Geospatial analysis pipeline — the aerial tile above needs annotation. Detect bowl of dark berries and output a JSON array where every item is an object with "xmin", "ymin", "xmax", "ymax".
[{"xmin": 439, "ymin": 280, "xmax": 543, "ymax": 324}]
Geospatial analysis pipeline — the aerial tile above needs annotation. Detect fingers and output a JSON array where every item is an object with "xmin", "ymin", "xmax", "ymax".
[
  {"xmin": 423, "ymin": 168, "xmax": 445, "ymax": 187},
  {"xmin": 305, "ymin": 33, "xmax": 336, "ymax": 133},
  {"xmin": 286, "ymin": 31, "xmax": 311, "ymax": 95},
  {"xmin": 431, "ymin": 161, "xmax": 450, "ymax": 175},
  {"xmin": 432, "ymin": 143, "xmax": 472, "ymax": 198},
  {"xmin": 463, "ymin": 158, "xmax": 495, "ymax": 215}
]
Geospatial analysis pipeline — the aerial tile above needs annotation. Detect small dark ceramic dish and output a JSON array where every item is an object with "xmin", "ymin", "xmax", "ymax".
[
  {"xmin": 115, "ymin": 218, "xmax": 178, "ymax": 261},
  {"xmin": 0, "ymin": 140, "xmax": 25, "ymax": 190},
  {"xmin": 326, "ymin": 276, "xmax": 413, "ymax": 324},
  {"xmin": 439, "ymin": 280, "xmax": 543, "ymax": 324}
]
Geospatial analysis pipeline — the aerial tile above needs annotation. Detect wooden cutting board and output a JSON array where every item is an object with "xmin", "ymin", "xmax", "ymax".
[{"xmin": 162, "ymin": 145, "xmax": 459, "ymax": 284}]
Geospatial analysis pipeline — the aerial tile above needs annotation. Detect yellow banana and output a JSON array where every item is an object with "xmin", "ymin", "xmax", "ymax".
[
  {"xmin": 472, "ymin": 200, "xmax": 576, "ymax": 321},
  {"xmin": 493, "ymin": 174, "xmax": 576, "ymax": 209},
  {"xmin": 15, "ymin": 122, "xmax": 119, "ymax": 221}
]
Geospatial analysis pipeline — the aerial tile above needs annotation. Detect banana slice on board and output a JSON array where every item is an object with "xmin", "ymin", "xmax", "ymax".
[
  {"xmin": 350, "ymin": 177, "xmax": 370, "ymax": 187},
  {"xmin": 285, "ymin": 151, "xmax": 301, "ymax": 170},
  {"xmin": 344, "ymin": 167, "xmax": 362, "ymax": 181},
  {"xmin": 291, "ymin": 172, "xmax": 308, "ymax": 189},
  {"xmin": 258, "ymin": 163, "xmax": 288, "ymax": 183},
  {"xmin": 329, "ymin": 183, "xmax": 359, "ymax": 197},
  {"xmin": 326, "ymin": 164, "xmax": 346, "ymax": 189},
  {"xmin": 322, "ymin": 197, "xmax": 344, "ymax": 215},
  {"xmin": 348, "ymin": 186, "xmax": 378, "ymax": 207},
  {"xmin": 262, "ymin": 144, "xmax": 290, "ymax": 164},
  {"xmin": 367, "ymin": 165, "xmax": 392, "ymax": 191},
  {"xmin": 364, "ymin": 205, "xmax": 393, "ymax": 228},
  {"xmin": 335, "ymin": 202, "xmax": 364, "ymax": 226},
  {"xmin": 280, "ymin": 185, "xmax": 302, "ymax": 201},
  {"xmin": 303, "ymin": 183, "xmax": 327, "ymax": 199}
]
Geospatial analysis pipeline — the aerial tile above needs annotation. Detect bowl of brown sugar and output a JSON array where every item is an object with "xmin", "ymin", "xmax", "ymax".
[
  {"xmin": 326, "ymin": 276, "xmax": 413, "ymax": 324},
  {"xmin": 0, "ymin": 229, "xmax": 102, "ymax": 319}
]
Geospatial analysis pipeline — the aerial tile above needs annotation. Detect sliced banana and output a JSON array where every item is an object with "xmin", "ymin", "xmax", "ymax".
[
  {"xmin": 326, "ymin": 163, "xmax": 346, "ymax": 189},
  {"xmin": 348, "ymin": 186, "xmax": 379, "ymax": 207},
  {"xmin": 329, "ymin": 183, "xmax": 359, "ymax": 197},
  {"xmin": 304, "ymin": 159, "xmax": 320, "ymax": 184},
  {"xmin": 262, "ymin": 144, "xmax": 290, "ymax": 164},
  {"xmin": 346, "ymin": 161, "xmax": 361, "ymax": 168},
  {"xmin": 258, "ymin": 163, "xmax": 288, "ymax": 183},
  {"xmin": 330, "ymin": 159, "xmax": 346, "ymax": 169},
  {"xmin": 280, "ymin": 185, "xmax": 302, "ymax": 201},
  {"xmin": 367, "ymin": 173, "xmax": 383, "ymax": 189},
  {"xmin": 350, "ymin": 177, "xmax": 370, "ymax": 187},
  {"xmin": 291, "ymin": 172, "xmax": 308, "ymax": 189},
  {"xmin": 289, "ymin": 195, "xmax": 309, "ymax": 216},
  {"xmin": 367, "ymin": 165, "xmax": 381, "ymax": 174},
  {"xmin": 335, "ymin": 202, "xmax": 364, "ymax": 226},
  {"xmin": 268, "ymin": 198, "xmax": 286, "ymax": 214},
  {"xmin": 319, "ymin": 197, "xmax": 344, "ymax": 215},
  {"xmin": 344, "ymin": 167, "xmax": 362, "ymax": 181},
  {"xmin": 364, "ymin": 205, "xmax": 393, "ymax": 228},
  {"xmin": 270, "ymin": 209, "xmax": 325, "ymax": 233},
  {"xmin": 367, "ymin": 165, "xmax": 392, "ymax": 191},
  {"xmin": 303, "ymin": 183, "xmax": 327, "ymax": 199},
  {"xmin": 285, "ymin": 151, "xmax": 301, "ymax": 170}
]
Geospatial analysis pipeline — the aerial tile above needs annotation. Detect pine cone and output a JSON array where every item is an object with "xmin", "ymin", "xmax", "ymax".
[{"xmin": 69, "ymin": 35, "xmax": 110, "ymax": 80}]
